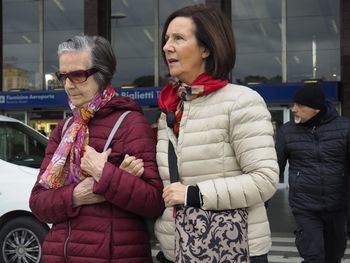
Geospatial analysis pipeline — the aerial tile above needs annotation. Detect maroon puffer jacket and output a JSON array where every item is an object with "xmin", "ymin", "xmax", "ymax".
[{"xmin": 29, "ymin": 96, "xmax": 164, "ymax": 263}]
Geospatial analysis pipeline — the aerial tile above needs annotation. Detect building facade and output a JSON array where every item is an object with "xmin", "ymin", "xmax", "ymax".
[{"xmin": 0, "ymin": 0, "xmax": 349, "ymax": 183}]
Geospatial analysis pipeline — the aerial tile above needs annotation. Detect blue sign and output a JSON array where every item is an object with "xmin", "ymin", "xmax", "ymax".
[
  {"xmin": 0, "ymin": 82, "xmax": 339, "ymax": 110},
  {"xmin": 0, "ymin": 90, "xmax": 68, "ymax": 109},
  {"xmin": 248, "ymin": 82, "xmax": 338, "ymax": 103},
  {"xmin": 115, "ymin": 87, "xmax": 161, "ymax": 106}
]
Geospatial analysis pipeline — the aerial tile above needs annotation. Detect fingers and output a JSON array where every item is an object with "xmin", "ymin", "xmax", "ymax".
[
  {"xmin": 163, "ymin": 186, "xmax": 176, "ymax": 207},
  {"xmin": 84, "ymin": 145, "xmax": 95, "ymax": 154},
  {"xmin": 120, "ymin": 154, "xmax": 144, "ymax": 177},
  {"xmin": 125, "ymin": 159, "xmax": 144, "ymax": 176},
  {"xmin": 128, "ymin": 159, "xmax": 144, "ymax": 176},
  {"xmin": 84, "ymin": 146, "xmax": 110, "ymax": 159},
  {"xmin": 135, "ymin": 167, "xmax": 145, "ymax": 177},
  {"xmin": 104, "ymin": 148, "xmax": 112, "ymax": 157},
  {"xmin": 120, "ymin": 154, "xmax": 136, "ymax": 169},
  {"xmin": 82, "ymin": 176, "xmax": 95, "ymax": 184},
  {"xmin": 163, "ymin": 193, "xmax": 179, "ymax": 207},
  {"xmin": 85, "ymin": 145, "xmax": 92, "ymax": 151},
  {"xmin": 163, "ymin": 182, "xmax": 186, "ymax": 207},
  {"xmin": 74, "ymin": 177, "xmax": 106, "ymax": 203},
  {"xmin": 91, "ymin": 195, "xmax": 106, "ymax": 204}
]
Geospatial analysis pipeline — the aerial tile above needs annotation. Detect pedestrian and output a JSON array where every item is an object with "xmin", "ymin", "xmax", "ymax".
[
  {"xmin": 39, "ymin": 128, "xmax": 47, "ymax": 137},
  {"xmin": 154, "ymin": 4, "xmax": 279, "ymax": 263},
  {"xmin": 275, "ymin": 82, "xmax": 350, "ymax": 263},
  {"xmin": 29, "ymin": 35, "xmax": 164, "ymax": 263}
]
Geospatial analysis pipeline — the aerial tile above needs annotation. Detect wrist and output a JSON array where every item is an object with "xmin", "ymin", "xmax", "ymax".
[
  {"xmin": 72, "ymin": 188, "xmax": 82, "ymax": 207},
  {"xmin": 90, "ymin": 167, "xmax": 103, "ymax": 182},
  {"xmin": 186, "ymin": 185, "xmax": 203, "ymax": 208}
]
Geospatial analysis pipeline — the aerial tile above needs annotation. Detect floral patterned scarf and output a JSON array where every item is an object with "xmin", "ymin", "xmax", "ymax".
[
  {"xmin": 39, "ymin": 85, "xmax": 116, "ymax": 189},
  {"xmin": 158, "ymin": 73, "xmax": 228, "ymax": 135}
]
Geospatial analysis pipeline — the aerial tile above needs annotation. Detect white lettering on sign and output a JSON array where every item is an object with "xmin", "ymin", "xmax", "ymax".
[{"xmin": 120, "ymin": 91, "xmax": 155, "ymax": 100}]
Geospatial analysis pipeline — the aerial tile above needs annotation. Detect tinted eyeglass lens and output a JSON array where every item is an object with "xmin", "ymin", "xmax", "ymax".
[
  {"xmin": 68, "ymin": 71, "xmax": 86, "ymax": 83},
  {"xmin": 56, "ymin": 69, "xmax": 97, "ymax": 84}
]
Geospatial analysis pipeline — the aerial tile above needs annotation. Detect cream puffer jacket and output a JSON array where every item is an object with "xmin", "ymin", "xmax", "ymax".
[{"xmin": 154, "ymin": 83, "xmax": 279, "ymax": 261}]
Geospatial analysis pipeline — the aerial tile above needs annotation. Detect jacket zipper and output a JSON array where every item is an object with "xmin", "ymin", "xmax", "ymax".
[
  {"xmin": 64, "ymin": 220, "xmax": 72, "ymax": 263},
  {"xmin": 294, "ymin": 171, "xmax": 300, "ymax": 196},
  {"xmin": 311, "ymin": 125, "xmax": 325, "ymax": 205}
]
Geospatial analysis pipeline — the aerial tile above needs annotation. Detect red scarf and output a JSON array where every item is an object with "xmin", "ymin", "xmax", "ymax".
[{"xmin": 158, "ymin": 73, "xmax": 228, "ymax": 135}]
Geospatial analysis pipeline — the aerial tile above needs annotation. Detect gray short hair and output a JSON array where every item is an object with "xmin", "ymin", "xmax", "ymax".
[{"xmin": 57, "ymin": 35, "xmax": 116, "ymax": 90}]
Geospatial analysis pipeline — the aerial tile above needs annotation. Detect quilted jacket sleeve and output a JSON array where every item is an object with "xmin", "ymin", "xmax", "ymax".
[
  {"xmin": 197, "ymin": 91, "xmax": 279, "ymax": 210},
  {"xmin": 275, "ymin": 125, "xmax": 288, "ymax": 180},
  {"xmin": 29, "ymin": 119, "xmax": 81, "ymax": 224},
  {"xmin": 93, "ymin": 111, "xmax": 165, "ymax": 218}
]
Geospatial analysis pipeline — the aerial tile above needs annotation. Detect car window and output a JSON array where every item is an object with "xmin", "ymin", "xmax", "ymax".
[{"xmin": 0, "ymin": 121, "xmax": 48, "ymax": 168}]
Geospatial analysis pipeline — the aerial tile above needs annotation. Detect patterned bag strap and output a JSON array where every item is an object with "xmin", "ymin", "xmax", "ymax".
[
  {"xmin": 61, "ymin": 111, "xmax": 131, "ymax": 152},
  {"xmin": 168, "ymin": 141, "xmax": 179, "ymax": 183}
]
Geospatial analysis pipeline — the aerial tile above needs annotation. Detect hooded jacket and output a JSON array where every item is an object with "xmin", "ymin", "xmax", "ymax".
[
  {"xmin": 30, "ymin": 96, "xmax": 164, "ymax": 263},
  {"xmin": 154, "ymin": 83, "xmax": 279, "ymax": 260},
  {"xmin": 276, "ymin": 103, "xmax": 350, "ymax": 211}
]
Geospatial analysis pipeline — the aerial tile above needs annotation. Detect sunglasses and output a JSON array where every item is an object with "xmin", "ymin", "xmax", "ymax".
[{"xmin": 55, "ymin": 68, "xmax": 98, "ymax": 84}]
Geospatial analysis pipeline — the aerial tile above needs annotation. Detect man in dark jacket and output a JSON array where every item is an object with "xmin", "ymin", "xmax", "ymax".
[{"xmin": 276, "ymin": 83, "xmax": 350, "ymax": 263}]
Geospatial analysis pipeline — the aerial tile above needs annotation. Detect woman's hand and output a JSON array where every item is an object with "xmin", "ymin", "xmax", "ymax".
[
  {"xmin": 119, "ymin": 154, "xmax": 144, "ymax": 177},
  {"xmin": 163, "ymin": 182, "xmax": 187, "ymax": 207},
  {"xmin": 81, "ymin": 145, "xmax": 111, "ymax": 182},
  {"xmin": 72, "ymin": 177, "xmax": 105, "ymax": 207}
]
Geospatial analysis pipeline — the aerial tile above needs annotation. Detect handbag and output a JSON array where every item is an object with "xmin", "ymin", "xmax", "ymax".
[{"xmin": 168, "ymin": 141, "xmax": 250, "ymax": 263}]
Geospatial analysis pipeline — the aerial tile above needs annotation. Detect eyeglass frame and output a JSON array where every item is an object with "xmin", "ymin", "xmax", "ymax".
[{"xmin": 55, "ymin": 68, "xmax": 98, "ymax": 84}]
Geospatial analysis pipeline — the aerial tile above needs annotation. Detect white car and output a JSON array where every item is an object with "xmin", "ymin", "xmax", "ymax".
[{"xmin": 0, "ymin": 115, "xmax": 49, "ymax": 262}]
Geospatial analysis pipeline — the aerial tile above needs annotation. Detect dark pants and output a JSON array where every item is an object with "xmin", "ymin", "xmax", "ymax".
[
  {"xmin": 250, "ymin": 254, "xmax": 268, "ymax": 263},
  {"xmin": 156, "ymin": 251, "xmax": 268, "ymax": 262},
  {"xmin": 292, "ymin": 208, "xmax": 347, "ymax": 263}
]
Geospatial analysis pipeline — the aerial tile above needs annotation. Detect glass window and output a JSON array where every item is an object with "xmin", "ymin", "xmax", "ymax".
[
  {"xmin": 3, "ymin": 0, "xmax": 84, "ymax": 92},
  {"xmin": 269, "ymin": 107, "xmax": 287, "ymax": 184},
  {"xmin": 287, "ymin": 0, "xmax": 340, "ymax": 82},
  {"xmin": 111, "ymin": 0, "xmax": 155, "ymax": 87},
  {"xmin": 28, "ymin": 111, "xmax": 64, "ymax": 137},
  {"xmin": 0, "ymin": 121, "xmax": 48, "ymax": 168},
  {"xmin": 159, "ymin": 0, "xmax": 205, "ymax": 22},
  {"xmin": 6, "ymin": 112, "xmax": 26, "ymax": 123},
  {"xmin": 3, "ymin": 0, "xmax": 40, "ymax": 91},
  {"xmin": 44, "ymin": 0, "xmax": 84, "ymax": 90},
  {"xmin": 231, "ymin": 0, "xmax": 282, "ymax": 84},
  {"xmin": 111, "ymin": 0, "xmax": 205, "ymax": 88}
]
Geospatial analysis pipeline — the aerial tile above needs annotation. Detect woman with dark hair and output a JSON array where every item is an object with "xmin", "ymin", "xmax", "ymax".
[
  {"xmin": 29, "ymin": 35, "xmax": 164, "ymax": 263},
  {"xmin": 154, "ymin": 4, "xmax": 279, "ymax": 263}
]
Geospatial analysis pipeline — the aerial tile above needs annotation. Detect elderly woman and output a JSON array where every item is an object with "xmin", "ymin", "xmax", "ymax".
[
  {"xmin": 154, "ymin": 5, "xmax": 279, "ymax": 263},
  {"xmin": 29, "ymin": 35, "xmax": 164, "ymax": 263}
]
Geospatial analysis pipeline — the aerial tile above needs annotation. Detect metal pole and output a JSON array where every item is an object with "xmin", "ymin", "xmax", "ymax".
[
  {"xmin": 153, "ymin": 0, "xmax": 159, "ymax": 87},
  {"xmin": 0, "ymin": 0, "xmax": 3, "ymax": 91},
  {"xmin": 39, "ymin": 0, "xmax": 45, "ymax": 90},
  {"xmin": 281, "ymin": 0, "xmax": 287, "ymax": 83}
]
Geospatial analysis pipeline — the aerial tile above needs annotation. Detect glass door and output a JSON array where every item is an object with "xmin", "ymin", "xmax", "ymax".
[{"xmin": 268, "ymin": 106, "xmax": 290, "ymax": 188}]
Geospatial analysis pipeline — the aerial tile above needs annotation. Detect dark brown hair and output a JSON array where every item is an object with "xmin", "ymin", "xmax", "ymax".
[{"xmin": 161, "ymin": 4, "xmax": 236, "ymax": 80}]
